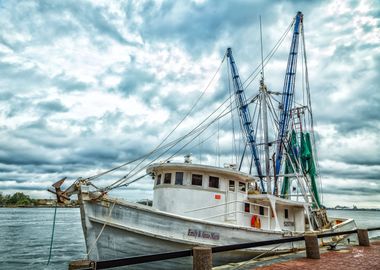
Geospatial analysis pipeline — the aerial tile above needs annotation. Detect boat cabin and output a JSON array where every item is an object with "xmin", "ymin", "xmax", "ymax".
[{"xmin": 146, "ymin": 161, "xmax": 308, "ymax": 232}]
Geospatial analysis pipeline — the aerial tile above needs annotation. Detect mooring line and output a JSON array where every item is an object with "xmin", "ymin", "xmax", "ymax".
[
  {"xmin": 47, "ymin": 203, "xmax": 58, "ymax": 265},
  {"xmin": 232, "ymin": 243, "xmax": 285, "ymax": 270},
  {"xmin": 86, "ymin": 202, "xmax": 116, "ymax": 259}
]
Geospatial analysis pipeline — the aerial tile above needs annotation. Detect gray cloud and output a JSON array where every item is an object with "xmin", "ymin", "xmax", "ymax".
[
  {"xmin": 117, "ymin": 68, "xmax": 156, "ymax": 96},
  {"xmin": 1, "ymin": 0, "xmax": 135, "ymax": 50},
  {"xmin": 323, "ymin": 186, "xmax": 380, "ymax": 196},
  {"xmin": 320, "ymin": 164, "xmax": 380, "ymax": 180},
  {"xmin": 37, "ymin": 99, "xmax": 68, "ymax": 113},
  {"xmin": 137, "ymin": 0, "xmax": 321, "ymax": 58},
  {"xmin": 0, "ymin": 0, "xmax": 378, "ymax": 208},
  {"xmin": 52, "ymin": 73, "xmax": 89, "ymax": 92}
]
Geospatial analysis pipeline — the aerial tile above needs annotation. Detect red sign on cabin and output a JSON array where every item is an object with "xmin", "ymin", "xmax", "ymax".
[{"xmin": 214, "ymin": 194, "xmax": 221, "ymax": 200}]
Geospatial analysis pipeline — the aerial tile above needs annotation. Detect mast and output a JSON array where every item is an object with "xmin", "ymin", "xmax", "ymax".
[
  {"xmin": 261, "ymin": 82, "xmax": 271, "ymax": 193},
  {"xmin": 259, "ymin": 16, "xmax": 271, "ymax": 194},
  {"xmin": 226, "ymin": 48, "xmax": 265, "ymax": 191},
  {"xmin": 274, "ymin": 11, "xmax": 303, "ymax": 177}
]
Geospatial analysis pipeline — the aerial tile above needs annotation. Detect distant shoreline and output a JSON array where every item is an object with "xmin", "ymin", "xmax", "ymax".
[
  {"xmin": 1, "ymin": 205, "xmax": 379, "ymax": 210},
  {"xmin": 327, "ymin": 208, "xmax": 380, "ymax": 211},
  {"xmin": 0, "ymin": 205, "xmax": 79, "ymax": 208}
]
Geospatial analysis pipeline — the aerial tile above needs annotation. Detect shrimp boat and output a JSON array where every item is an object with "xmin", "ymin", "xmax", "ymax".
[{"xmin": 50, "ymin": 12, "xmax": 356, "ymax": 269}]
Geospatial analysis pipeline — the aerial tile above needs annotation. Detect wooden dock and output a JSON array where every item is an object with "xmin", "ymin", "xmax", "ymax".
[
  {"xmin": 214, "ymin": 240, "xmax": 380, "ymax": 270},
  {"xmin": 69, "ymin": 229, "xmax": 380, "ymax": 270},
  {"xmin": 254, "ymin": 240, "xmax": 380, "ymax": 270}
]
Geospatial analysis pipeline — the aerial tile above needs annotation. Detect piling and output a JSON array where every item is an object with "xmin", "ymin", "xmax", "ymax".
[
  {"xmin": 304, "ymin": 233, "xmax": 320, "ymax": 259},
  {"xmin": 193, "ymin": 246, "xmax": 212, "ymax": 270},
  {"xmin": 357, "ymin": 229, "xmax": 370, "ymax": 246},
  {"xmin": 68, "ymin": 259, "xmax": 94, "ymax": 270}
]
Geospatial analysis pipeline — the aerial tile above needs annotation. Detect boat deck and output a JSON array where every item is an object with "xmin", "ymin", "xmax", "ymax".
[{"xmin": 214, "ymin": 240, "xmax": 380, "ymax": 270}]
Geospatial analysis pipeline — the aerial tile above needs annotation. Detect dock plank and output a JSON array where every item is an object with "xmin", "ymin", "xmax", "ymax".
[{"xmin": 252, "ymin": 241, "xmax": 380, "ymax": 270}]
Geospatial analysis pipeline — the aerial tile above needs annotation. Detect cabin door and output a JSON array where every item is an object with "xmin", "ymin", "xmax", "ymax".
[{"xmin": 225, "ymin": 180, "xmax": 237, "ymax": 221}]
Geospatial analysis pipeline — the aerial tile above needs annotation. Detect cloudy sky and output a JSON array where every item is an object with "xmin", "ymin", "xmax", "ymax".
[{"xmin": 0, "ymin": 0, "xmax": 379, "ymax": 208}]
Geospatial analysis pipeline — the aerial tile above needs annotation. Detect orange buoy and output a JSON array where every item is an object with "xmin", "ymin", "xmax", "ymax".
[
  {"xmin": 255, "ymin": 215, "xmax": 261, "ymax": 228},
  {"xmin": 251, "ymin": 215, "xmax": 256, "ymax": 227},
  {"xmin": 251, "ymin": 215, "xmax": 261, "ymax": 228}
]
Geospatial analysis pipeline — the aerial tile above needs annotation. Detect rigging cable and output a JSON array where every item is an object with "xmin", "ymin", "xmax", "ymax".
[
  {"xmin": 187, "ymin": 116, "xmax": 232, "ymax": 157},
  {"xmin": 121, "ymin": 108, "xmax": 231, "ymax": 187},
  {"xmin": 301, "ymin": 23, "xmax": 323, "ymax": 204},
  {"xmin": 107, "ymin": 56, "xmax": 229, "ymax": 190},
  {"xmin": 116, "ymin": 101, "xmax": 235, "ymax": 187},
  {"xmin": 109, "ymin": 55, "xmax": 277, "ymax": 189},
  {"xmin": 116, "ymin": 53, "xmax": 227, "ymax": 182},
  {"xmin": 243, "ymin": 19, "xmax": 294, "ymax": 89},
  {"xmin": 217, "ymin": 118, "xmax": 220, "ymax": 167},
  {"xmin": 267, "ymin": 94, "xmax": 280, "ymax": 125},
  {"xmin": 107, "ymin": 70, "xmax": 284, "ymax": 190},
  {"xmin": 87, "ymin": 53, "xmax": 227, "ymax": 183},
  {"xmin": 111, "ymin": 84, "xmax": 266, "ymax": 190},
  {"xmin": 88, "ymin": 20, "xmax": 298, "ymax": 190},
  {"xmin": 109, "ymin": 97, "xmax": 234, "ymax": 189},
  {"xmin": 109, "ymin": 98, "xmax": 237, "ymax": 190}
]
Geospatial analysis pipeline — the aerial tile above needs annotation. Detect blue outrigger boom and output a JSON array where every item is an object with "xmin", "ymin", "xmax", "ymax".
[
  {"xmin": 226, "ymin": 48, "xmax": 265, "ymax": 191},
  {"xmin": 275, "ymin": 12, "xmax": 303, "ymax": 178}
]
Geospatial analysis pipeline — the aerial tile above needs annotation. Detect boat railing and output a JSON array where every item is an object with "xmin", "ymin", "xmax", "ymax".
[
  {"xmin": 185, "ymin": 200, "xmax": 271, "ymax": 229},
  {"xmin": 69, "ymin": 227, "xmax": 380, "ymax": 269}
]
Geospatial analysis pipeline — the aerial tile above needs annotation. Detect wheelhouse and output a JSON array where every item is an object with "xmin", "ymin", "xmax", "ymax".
[{"xmin": 147, "ymin": 162, "xmax": 308, "ymax": 232}]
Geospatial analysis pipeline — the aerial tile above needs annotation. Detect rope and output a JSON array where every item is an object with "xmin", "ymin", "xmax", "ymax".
[
  {"xmin": 243, "ymin": 18, "xmax": 294, "ymax": 89},
  {"xmin": 109, "ymin": 73, "xmax": 248, "ymax": 190},
  {"xmin": 47, "ymin": 203, "xmax": 58, "ymax": 265},
  {"xmin": 299, "ymin": 20, "xmax": 323, "ymax": 204},
  {"xmin": 106, "ymin": 54, "xmax": 227, "ymax": 189},
  {"xmin": 87, "ymin": 21, "xmax": 292, "ymax": 185},
  {"xmin": 109, "ymin": 100, "xmax": 236, "ymax": 190},
  {"xmin": 88, "ymin": 20, "xmax": 297, "ymax": 190},
  {"xmin": 86, "ymin": 202, "xmax": 116, "ymax": 259},
  {"xmin": 115, "ymin": 173, "xmax": 149, "ymax": 188},
  {"xmin": 217, "ymin": 118, "xmax": 220, "ymax": 167},
  {"xmin": 86, "ymin": 55, "xmax": 226, "ymax": 183},
  {"xmin": 231, "ymin": 243, "xmax": 285, "ymax": 270},
  {"xmin": 85, "ymin": 20, "xmax": 293, "ymax": 188},
  {"xmin": 192, "ymin": 117, "xmax": 230, "ymax": 151}
]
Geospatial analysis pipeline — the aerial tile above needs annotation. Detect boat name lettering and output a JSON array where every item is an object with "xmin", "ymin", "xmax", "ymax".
[
  {"xmin": 187, "ymin": 229, "xmax": 220, "ymax": 240},
  {"xmin": 284, "ymin": 221, "xmax": 295, "ymax": 227}
]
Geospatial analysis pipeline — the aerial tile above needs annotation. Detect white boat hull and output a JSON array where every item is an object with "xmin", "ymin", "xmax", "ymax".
[{"xmin": 79, "ymin": 194, "xmax": 357, "ymax": 269}]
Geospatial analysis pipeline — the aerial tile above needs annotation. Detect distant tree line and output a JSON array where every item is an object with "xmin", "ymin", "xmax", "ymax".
[
  {"xmin": 0, "ymin": 192, "xmax": 80, "ymax": 207},
  {"xmin": 0, "ymin": 192, "xmax": 35, "ymax": 206}
]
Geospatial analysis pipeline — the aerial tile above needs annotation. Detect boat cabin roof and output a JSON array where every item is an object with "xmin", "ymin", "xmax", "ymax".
[
  {"xmin": 146, "ymin": 162, "xmax": 256, "ymax": 183},
  {"xmin": 248, "ymin": 193, "xmax": 309, "ymax": 207}
]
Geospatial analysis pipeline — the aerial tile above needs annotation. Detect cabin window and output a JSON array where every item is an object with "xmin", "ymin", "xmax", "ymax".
[
  {"xmin": 285, "ymin": 209, "xmax": 289, "ymax": 219},
  {"xmin": 156, "ymin": 174, "xmax": 161, "ymax": 185},
  {"xmin": 244, "ymin": 203, "xmax": 250, "ymax": 213},
  {"xmin": 192, "ymin": 174, "xmax": 203, "ymax": 186},
  {"xmin": 229, "ymin": 180, "xmax": 235, "ymax": 191},
  {"xmin": 259, "ymin": 206, "xmax": 265, "ymax": 216},
  {"xmin": 164, "ymin": 173, "xmax": 171, "ymax": 184},
  {"xmin": 175, "ymin": 172, "xmax": 184, "ymax": 185},
  {"xmin": 239, "ymin": 182, "xmax": 246, "ymax": 192},
  {"xmin": 209, "ymin": 176, "xmax": 219, "ymax": 189}
]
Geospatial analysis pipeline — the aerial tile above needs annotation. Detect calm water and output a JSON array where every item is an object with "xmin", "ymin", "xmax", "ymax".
[
  {"xmin": 0, "ymin": 208, "xmax": 379, "ymax": 270},
  {"xmin": 327, "ymin": 209, "xmax": 380, "ymax": 239},
  {"xmin": 0, "ymin": 208, "xmax": 85, "ymax": 270}
]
